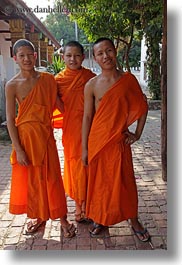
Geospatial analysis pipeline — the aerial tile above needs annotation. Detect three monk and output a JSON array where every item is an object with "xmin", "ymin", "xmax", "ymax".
[
  {"xmin": 5, "ymin": 39, "xmax": 76, "ymax": 237},
  {"xmin": 53, "ymin": 41, "xmax": 95, "ymax": 222},
  {"xmin": 82, "ymin": 37, "xmax": 150, "ymax": 242}
]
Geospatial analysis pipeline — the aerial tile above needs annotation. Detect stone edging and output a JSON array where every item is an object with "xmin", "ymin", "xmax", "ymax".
[{"xmin": 148, "ymin": 100, "xmax": 161, "ymax": 110}]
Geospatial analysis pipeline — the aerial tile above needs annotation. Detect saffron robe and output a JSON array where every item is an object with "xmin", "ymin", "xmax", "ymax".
[
  {"xmin": 55, "ymin": 67, "xmax": 95, "ymax": 205},
  {"xmin": 86, "ymin": 72, "xmax": 148, "ymax": 226},
  {"xmin": 9, "ymin": 72, "xmax": 67, "ymax": 220}
]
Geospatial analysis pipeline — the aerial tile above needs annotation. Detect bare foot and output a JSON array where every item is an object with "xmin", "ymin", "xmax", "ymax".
[
  {"xmin": 60, "ymin": 216, "xmax": 76, "ymax": 238},
  {"xmin": 130, "ymin": 218, "xmax": 150, "ymax": 242},
  {"xmin": 26, "ymin": 218, "xmax": 46, "ymax": 234}
]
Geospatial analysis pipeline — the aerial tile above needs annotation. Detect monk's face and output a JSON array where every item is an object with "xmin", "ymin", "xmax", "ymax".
[
  {"xmin": 14, "ymin": 46, "xmax": 37, "ymax": 71},
  {"xmin": 63, "ymin": 46, "xmax": 85, "ymax": 70},
  {"xmin": 93, "ymin": 40, "xmax": 117, "ymax": 69}
]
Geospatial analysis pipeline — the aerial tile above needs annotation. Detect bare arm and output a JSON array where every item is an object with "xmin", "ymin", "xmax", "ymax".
[
  {"xmin": 125, "ymin": 110, "xmax": 148, "ymax": 144},
  {"xmin": 55, "ymin": 95, "xmax": 65, "ymax": 113},
  {"xmin": 135, "ymin": 110, "xmax": 148, "ymax": 138},
  {"xmin": 5, "ymin": 83, "xmax": 29, "ymax": 166},
  {"xmin": 82, "ymin": 81, "xmax": 95, "ymax": 166}
]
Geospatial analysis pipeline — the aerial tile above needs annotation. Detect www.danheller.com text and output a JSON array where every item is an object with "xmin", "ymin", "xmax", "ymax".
[{"xmin": 5, "ymin": 4, "xmax": 87, "ymax": 15}]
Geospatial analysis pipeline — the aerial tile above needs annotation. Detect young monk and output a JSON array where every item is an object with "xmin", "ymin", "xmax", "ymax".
[
  {"xmin": 5, "ymin": 39, "xmax": 76, "ymax": 238},
  {"xmin": 53, "ymin": 41, "xmax": 96, "ymax": 222},
  {"xmin": 82, "ymin": 37, "xmax": 150, "ymax": 242}
]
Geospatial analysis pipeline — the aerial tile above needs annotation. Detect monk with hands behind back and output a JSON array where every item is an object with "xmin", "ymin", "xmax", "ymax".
[{"xmin": 5, "ymin": 39, "xmax": 76, "ymax": 238}]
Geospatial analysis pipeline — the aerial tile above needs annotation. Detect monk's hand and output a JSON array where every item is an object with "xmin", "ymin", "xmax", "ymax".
[
  {"xmin": 143, "ymin": 93, "xmax": 148, "ymax": 101},
  {"xmin": 82, "ymin": 149, "xmax": 88, "ymax": 166},
  {"xmin": 16, "ymin": 149, "xmax": 30, "ymax": 166},
  {"xmin": 56, "ymin": 96, "xmax": 65, "ymax": 113},
  {"xmin": 124, "ymin": 131, "xmax": 138, "ymax": 145}
]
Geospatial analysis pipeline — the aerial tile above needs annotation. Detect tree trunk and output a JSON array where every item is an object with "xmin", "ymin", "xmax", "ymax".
[{"xmin": 161, "ymin": 0, "xmax": 167, "ymax": 181}]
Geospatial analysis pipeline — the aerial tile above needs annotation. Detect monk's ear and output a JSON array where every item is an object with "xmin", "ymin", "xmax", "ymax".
[
  {"xmin": 62, "ymin": 54, "xmax": 65, "ymax": 61},
  {"xmin": 34, "ymin": 52, "xmax": 37, "ymax": 59},
  {"xmin": 82, "ymin": 54, "xmax": 85, "ymax": 60},
  {"xmin": 13, "ymin": 55, "xmax": 17, "ymax": 62},
  {"xmin": 93, "ymin": 55, "xmax": 98, "ymax": 63}
]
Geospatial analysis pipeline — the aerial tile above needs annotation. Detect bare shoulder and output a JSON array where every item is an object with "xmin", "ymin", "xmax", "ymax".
[
  {"xmin": 5, "ymin": 75, "xmax": 17, "ymax": 90},
  {"xmin": 5, "ymin": 74, "xmax": 20, "ymax": 96},
  {"xmin": 84, "ymin": 75, "xmax": 99, "ymax": 92},
  {"xmin": 86, "ymin": 75, "xmax": 98, "ymax": 86}
]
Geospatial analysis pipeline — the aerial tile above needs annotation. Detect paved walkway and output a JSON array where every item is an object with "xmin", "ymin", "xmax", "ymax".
[{"xmin": 0, "ymin": 110, "xmax": 167, "ymax": 250}]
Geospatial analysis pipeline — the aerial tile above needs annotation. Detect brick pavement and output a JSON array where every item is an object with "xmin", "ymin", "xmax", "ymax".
[{"xmin": 0, "ymin": 110, "xmax": 167, "ymax": 250}]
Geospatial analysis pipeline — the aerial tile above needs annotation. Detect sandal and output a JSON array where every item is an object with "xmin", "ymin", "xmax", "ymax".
[
  {"xmin": 132, "ymin": 226, "xmax": 151, "ymax": 242},
  {"xmin": 61, "ymin": 223, "xmax": 76, "ymax": 238},
  {"xmin": 89, "ymin": 222, "xmax": 104, "ymax": 236},
  {"xmin": 25, "ymin": 219, "xmax": 46, "ymax": 235}
]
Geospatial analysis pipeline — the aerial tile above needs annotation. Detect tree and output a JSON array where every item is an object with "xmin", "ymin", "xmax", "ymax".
[
  {"xmin": 118, "ymin": 39, "xmax": 141, "ymax": 70},
  {"xmin": 44, "ymin": 12, "xmax": 74, "ymax": 45},
  {"xmin": 61, "ymin": 1, "xmax": 162, "ymax": 99},
  {"xmin": 161, "ymin": 0, "xmax": 167, "ymax": 181},
  {"xmin": 61, "ymin": 0, "xmax": 143, "ymax": 71},
  {"xmin": 43, "ymin": 11, "xmax": 88, "ymax": 45},
  {"xmin": 138, "ymin": 0, "xmax": 163, "ymax": 100}
]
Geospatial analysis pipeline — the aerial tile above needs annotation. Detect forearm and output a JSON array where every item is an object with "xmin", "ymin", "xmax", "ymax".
[
  {"xmin": 7, "ymin": 119, "xmax": 30, "ymax": 165},
  {"xmin": 55, "ymin": 95, "xmax": 64, "ymax": 113},
  {"xmin": 82, "ymin": 115, "xmax": 93, "ymax": 166},
  {"xmin": 7, "ymin": 119, "xmax": 23, "ymax": 151},
  {"xmin": 135, "ymin": 111, "xmax": 148, "ymax": 139},
  {"xmin": 125, "ymin": 111, "xmax": 148, "ymax": 145},
  {"xmin": 82, "ymin": 116, "xmax": 92, "ymax": 151}
]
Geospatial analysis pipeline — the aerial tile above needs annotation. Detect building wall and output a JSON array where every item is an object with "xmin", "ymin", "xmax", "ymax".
[
  {"xmin": 0, "ymin": 21, "xmax": 10, "ymax": 121},
  {"xmin": 140, "ymin": 37, "xmax": 148, "ymax": 87},
  {"xmin": 0, "ymin": 21, "xmax": 20, "ymax": 121},
  {"xmin": 82, "ymin": 58, "xmax": 101, "ymax": 74},
  {"xmin": 0, "ymin": 21, "xmax": 12, "ymax": 67},
  {"xmin": 0, "ymin": 55, "xmax": 6, "ymax": 122}
]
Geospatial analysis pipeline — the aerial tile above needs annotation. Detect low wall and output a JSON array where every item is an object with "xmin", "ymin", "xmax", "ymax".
[{"xmin": 148, "ymin": 100, "xmax": 161, "ymax": 110}]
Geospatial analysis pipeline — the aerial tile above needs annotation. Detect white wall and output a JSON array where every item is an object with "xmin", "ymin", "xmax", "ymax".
[
  {"xmin": 0, "ymin": 21, "xmax": 12, "ymax": 79},
  {"xmin": 0, "ymin": 21, "xmax": 12, "ymax": 121},
  {"xmin": 82, "ymin": 58, "xmax": 101, "ymax": 74},
  {"xmin": 6, "ymin": 58, "xmax": 20, "ymax": 81},
  {"xmin": 140, "ymin": 37, "xmax": 148, "ymax": 87}
]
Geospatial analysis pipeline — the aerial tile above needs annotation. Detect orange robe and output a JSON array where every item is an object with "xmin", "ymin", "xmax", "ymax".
[
  {"xmin": 55, "ymin": 67, "xmax": 95, "ymax": 205},
  {"xmin": 86, "ymin": 72, "xmax": 148, "ymax": 226},
  {"xmin": 9, "ymin": 72, "xmax": 67, "ymax": 220}
]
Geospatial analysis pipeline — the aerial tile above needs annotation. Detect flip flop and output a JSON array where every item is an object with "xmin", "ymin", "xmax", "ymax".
[
  {"xmin": 89, "ymin": 222, "xmax": 104, "ymax": 236},
  {"xmin": 61, "ymin": 223, "xmax": 76, "ymax": 238},
  {"xmin": 26, "ymin": 220, "xmax": 46, "ymax": 235},
  {"xmin": 132, "ymin": 226, "xmax": 151, "ymax": 242}
]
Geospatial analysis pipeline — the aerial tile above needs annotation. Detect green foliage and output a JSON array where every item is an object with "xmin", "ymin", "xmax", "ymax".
[
  {"xmin": 43, "ymin": 11, "xmax": 88, "ymax": 45},
  {"xmin": 44, "ymin": 13, "xmax": 75, "ymax": 44},
  {"xmin": 61, "ymin": 0, "xmax": 143, "ymax": 71},
  {"xmin": 56, "ymin": 0, "xmax": 163, "ymax": 99},
  {"xmin": 139, "ymin": 0, "xmax": 163, "ymax": 99},
  {"xmin": 41, "ymin": 55, "xmax": 65, "ymax": 75},
  {"xmin": 146, "ymin": 38, "xmax": 162, "ymax": 99},
  {"xmin": 118, "ymin": 39, "xmax": 141, "ymax": 69},
  {"xmin": 62, "ymin": 0, "xmax": 141, "ymax": 41}
]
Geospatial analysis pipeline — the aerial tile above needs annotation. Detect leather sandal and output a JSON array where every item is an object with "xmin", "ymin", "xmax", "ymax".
[
  {"xmin": 25, "ymin": 219, "xmax": 46, "ymax": 235},
  {"xmin": 132, "ymin": 226, "xmax": 151, "ymax": 242},
  {"xmin": 89, "ymin": 222, "xmax": 104, "ymax": 236}
]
